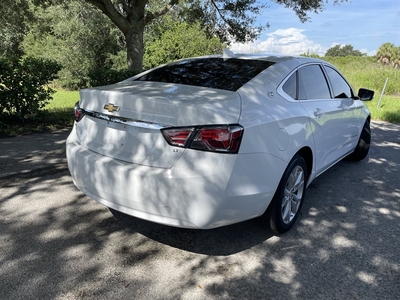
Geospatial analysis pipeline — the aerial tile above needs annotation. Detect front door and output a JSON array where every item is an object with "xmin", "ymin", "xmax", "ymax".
[{"xmin": 296, "ymin": 64, "xmax": 346, "ymax": 174}]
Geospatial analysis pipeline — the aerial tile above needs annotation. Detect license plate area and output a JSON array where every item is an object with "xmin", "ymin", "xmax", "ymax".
[{"xmin": 102, "ymin": 122, "xmax": 128, "ymax": 151}]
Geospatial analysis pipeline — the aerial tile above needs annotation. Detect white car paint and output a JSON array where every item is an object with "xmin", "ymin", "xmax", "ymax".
[
  {"xmin": 67, "ymin": 125, "xmax": 287, "ymax": 228},
  {"xmin": 66, "ymin": 54, "xmax": 371, "ymax": 229}
]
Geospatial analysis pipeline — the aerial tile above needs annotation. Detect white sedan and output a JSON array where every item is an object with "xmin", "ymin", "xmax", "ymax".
[{"xmin": 66, "ymin": 53, "xmax": 374, "ymax": 233}]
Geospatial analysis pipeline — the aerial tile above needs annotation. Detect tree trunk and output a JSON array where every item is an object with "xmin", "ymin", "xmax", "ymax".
[{"xmin": 125, "ymin": 23, "xmax": 145, "ymax": 73}]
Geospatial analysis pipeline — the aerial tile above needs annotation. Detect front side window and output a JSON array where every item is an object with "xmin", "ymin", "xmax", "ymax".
[
  {"xmin": 298, "ymin": 65, "xmax": 331, "ymax": 100},
  {"xmin": 325, "ymin": 66, "xmax": 353, "ymax": 98},
  {"xmin": 135, "ymin": 58, "xmax": 275, "ymax": 92}
]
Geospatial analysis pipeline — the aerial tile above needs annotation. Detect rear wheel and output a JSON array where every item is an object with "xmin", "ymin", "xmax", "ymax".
[
  {"xmin": 348, "ymin": 119, "xmax": 371, "ymax": 161},
  {"xmin": 261, "ymin": 154, "xmax": 308, "ymax": 234}
]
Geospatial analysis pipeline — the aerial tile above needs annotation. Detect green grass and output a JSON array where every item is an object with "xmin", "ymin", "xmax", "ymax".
[
  {"xmin": 365, "ymin": 95, "xmax": 400, "ymax": 124},
  {"xmin": 46, "ymin": 90, "xmax": 79, "ymax": 110},
  {"xmin": 323, "ymin": 57, "xmax": 400, "ymax": 124},
  {"xmin": 323, "ymin": 56, "xmax": 400, "ymax": 96}
]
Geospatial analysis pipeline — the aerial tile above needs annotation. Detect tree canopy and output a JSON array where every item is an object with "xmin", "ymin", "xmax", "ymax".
[
  {"xmin": 81, "ymin": 0, "xmax": 349, "ymax": 72},
  {"xmin": 13, "ymin": 0, "xmax": 348, "ymax": 73},
  {"xmin": 143, "ymin": 16, "xmax": 224, "ymax": 70},
  {"xmin": 325, "ymin": 44, "xmax": 364, "ymax": 57},
  {"xmin": 1, "ymin": 0, "xmax": 354, "ymax": 86},
  {"xmin": 376, "ymin": 42, "xmax": 400, "ymax": 68},
  {"xmin": 0, "ymin": 0, "xmax": 35, "ymax": 57}
]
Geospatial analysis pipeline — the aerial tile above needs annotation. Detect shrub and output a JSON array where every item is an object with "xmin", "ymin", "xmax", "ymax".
[
  {"xmin": 0, "ymin": 57, "xmax": 61, "ymax": 122},
  {"xmin": 87, "ymin": 68, "xmax": 137, "ymax": 87}
]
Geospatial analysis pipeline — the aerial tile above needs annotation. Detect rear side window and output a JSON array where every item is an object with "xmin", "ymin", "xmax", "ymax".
[
  {"xmin": 325, "ymin": 66, "xmax": 353, "ymax": 98},
  {"xmin": 298, "ymin": 65, "xmax": 331, "ymax": 100},
  {"xmin": 135, "ymin": 58, "xmax": 275, "ymax": 92},
  {"xmin": 282, "ymin": 72, "xmax": 297, "ymax": 99}
]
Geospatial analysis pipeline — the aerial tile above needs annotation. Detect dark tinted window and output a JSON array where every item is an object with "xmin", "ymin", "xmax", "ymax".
[
  {"xmin": 135, "ymin": 58, "xmax": 275, "ymax": 92},
  {"xmin": 298, "ymin": 65, "xmax": 331, "ymax": 100},
  {"xmin": 325, "ymin": 66, "xmax": 353, "ymax": 98},
  {"xmin": 282, "ymin": 72, "xmax": 297, "ymax": 99}
]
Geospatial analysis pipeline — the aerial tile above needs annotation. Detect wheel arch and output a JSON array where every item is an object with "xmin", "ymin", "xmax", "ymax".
[{"xmin": 295, "ymin": 146, "xmax": 313, "ymax": 182}]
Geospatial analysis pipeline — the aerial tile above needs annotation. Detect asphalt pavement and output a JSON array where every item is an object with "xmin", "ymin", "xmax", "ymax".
[{"xmin": 0, "ymin": 121, "xmax": 399, "ymax": 300}]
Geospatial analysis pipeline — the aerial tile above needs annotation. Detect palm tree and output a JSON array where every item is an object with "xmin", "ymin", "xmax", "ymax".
[{"xmin": 376, "ymin": 42, "xmax": 399, "ymax": 68}]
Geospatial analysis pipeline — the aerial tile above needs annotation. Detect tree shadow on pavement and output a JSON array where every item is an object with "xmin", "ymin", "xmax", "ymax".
[{"xmin": 0, "ymin": 122, "xmax": 399, "ymax": 299}]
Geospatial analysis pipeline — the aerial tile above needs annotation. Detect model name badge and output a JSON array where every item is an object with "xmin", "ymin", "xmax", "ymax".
[{"xmin": 103, "ymin": 103, "xmax": 120, "ymax": 112}]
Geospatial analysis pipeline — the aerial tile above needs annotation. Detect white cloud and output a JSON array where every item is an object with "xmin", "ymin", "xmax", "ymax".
[
  {"xmin": 360, "ymin": 48, "xmax": 377, "ymax": 56},
  {"xmin": 229, "ymin": 28, "xmax": 327, "ymax": 56}
]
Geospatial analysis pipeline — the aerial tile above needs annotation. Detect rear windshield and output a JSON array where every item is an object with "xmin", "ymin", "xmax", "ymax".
[{"xmin": 135, "ymin": 58, "xmax": 275, "ymax": 91}]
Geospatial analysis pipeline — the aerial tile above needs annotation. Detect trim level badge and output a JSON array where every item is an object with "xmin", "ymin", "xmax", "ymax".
[{"xmin": 103, "ymin": 103, "xmax": 120, "ymax": 112}]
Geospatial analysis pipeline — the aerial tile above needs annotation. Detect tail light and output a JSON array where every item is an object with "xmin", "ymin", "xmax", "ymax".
[
  {"xmin": 162, "ymin": 128, "xmax": 194, "ymax": 147},
  {"xmin": 162, "ymin": 125, "xmax": 243, "ymax": 153},
  {"xmin": 74, "ymin": 102, "xmax": 84, "ymax": 122}
]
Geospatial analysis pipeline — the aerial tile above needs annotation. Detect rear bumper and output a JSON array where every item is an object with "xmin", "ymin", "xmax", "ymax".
[{"xmin": 66, "ymin": 126, "xmax": 286, "ymax": 229}]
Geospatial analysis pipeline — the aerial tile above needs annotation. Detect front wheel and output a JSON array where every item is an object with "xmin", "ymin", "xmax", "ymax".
[{"xmin": 261, "ymin": 154, "xmax": 308, "ymax": 234}]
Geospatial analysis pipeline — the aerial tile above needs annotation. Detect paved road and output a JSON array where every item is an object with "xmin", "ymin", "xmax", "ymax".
[{"xmin": 0, "ymin": 121, "xmax": 399, "ymax": 300}]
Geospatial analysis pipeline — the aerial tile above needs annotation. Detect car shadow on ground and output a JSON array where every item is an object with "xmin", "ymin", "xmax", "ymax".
[{"xmin": 105, "ymin": 212, "xmax": 274, "ymax": 256}]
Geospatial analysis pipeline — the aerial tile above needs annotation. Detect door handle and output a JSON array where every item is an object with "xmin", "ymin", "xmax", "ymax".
[{"xmin": 314, "ymin": 108, "xmax": 324, "ymax": 118}]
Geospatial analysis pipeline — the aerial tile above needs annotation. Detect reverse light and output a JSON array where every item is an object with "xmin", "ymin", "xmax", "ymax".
[{"xmin": 162, "ymin": 125, "xmax": 244, "ymax": 153}]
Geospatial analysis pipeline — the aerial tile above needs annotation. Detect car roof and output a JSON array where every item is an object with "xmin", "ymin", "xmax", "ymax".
[
  {"xmin": 171, "ymin": 51, "xmax": 325, "ymax": 66},
  {"xmin": 221, "ymin": 52, "xmax": 324, "ymax": 64}
]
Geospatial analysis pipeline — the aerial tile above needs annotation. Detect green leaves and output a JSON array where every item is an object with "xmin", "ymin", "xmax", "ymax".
[
  {"xmin": 274, "ymin": 0, "xmax": 348, "ymax": 23},
  {"xmin": 208, "ymin": 0, "xmax": 266, "ymax": 43},
  {"xmin": 325, "ymin": 44, "xmax": 364, "ymax": 57},
  {"xmin": 0, "ymin": 0, "xmax": 35, "ymax": 58},
  {"xmin": 376, "ymin": 43, "xmax": 400, "ymax": 68},
  {"xmin": 143, "ymin": 18, "xmax": 224, "ymax": 69},
  {"xmin": 0, "ymin": 57, "xmax": 61, "ymax": 121},
  {"xmin": 22, "ymin": 1, "xmax": 123, "ymax": 89}
]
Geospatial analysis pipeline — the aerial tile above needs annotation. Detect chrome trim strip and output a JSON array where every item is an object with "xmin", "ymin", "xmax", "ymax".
[{"xmin": 83, "ymin": 109, "xmax": 166, "ymax": 130}]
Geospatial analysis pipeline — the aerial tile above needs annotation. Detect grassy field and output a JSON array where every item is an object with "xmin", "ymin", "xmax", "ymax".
[
  {"xmin": 1, "ymin": 57, "xmax": 399, "ymax": 137},
  {"xmin": 323, "ymin": 56, "xmax": 400, "ymax": 123},
  {"xmin": 46, "ymin": 90, "xmax": 80, "ymax": 110},
  {"xmin": 39, "ymin": 89, "xmax": 80, "ymax": 130},
  {"xmin": 323, "ymin": 56, "xmax": 400, "ymax": 96},
  {"xmin": 363, "ymin": 95, "xmax": 400, "ymax": 124}
]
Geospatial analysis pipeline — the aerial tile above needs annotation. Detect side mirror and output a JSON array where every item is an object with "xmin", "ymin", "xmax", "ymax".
[{"xmin": 358, "ymin": 88, "xmax": 374, "ymax": 101}]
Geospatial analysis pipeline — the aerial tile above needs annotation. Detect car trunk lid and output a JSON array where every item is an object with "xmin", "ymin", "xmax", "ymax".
[{"xmin": 75, "ymin": 81, "xmax": 241, "ymax": 168}]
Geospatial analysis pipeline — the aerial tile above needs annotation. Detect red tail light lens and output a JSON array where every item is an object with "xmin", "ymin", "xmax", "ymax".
[
  {"xmin": 191, "ymin": 126, "xmax": 243, "ymax": 153},
  {"xmin": 162, "ymin": 128, "xmax": 195, "ymax": 147},
  {"xmin": 74, "ymin": 102, "xmax": 84, "ymax": 122},
  {"xmin": 162, "ymin": 125, "xmax": 243, "ymax": 153}
]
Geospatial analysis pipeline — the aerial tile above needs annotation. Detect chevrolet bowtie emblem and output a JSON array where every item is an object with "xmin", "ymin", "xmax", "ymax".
[{"xmin": 103, "ymin": 103, "xmax": 120, "ymax": 112}]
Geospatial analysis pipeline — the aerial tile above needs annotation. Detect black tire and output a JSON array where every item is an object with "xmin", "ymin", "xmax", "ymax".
[
  {"xmin": 348, "ymin": 119, "xmax": 371, "ymax": 161},
  {"xmin": 261, "ymin": 154, "xmax": 308, "ymax": 234}
]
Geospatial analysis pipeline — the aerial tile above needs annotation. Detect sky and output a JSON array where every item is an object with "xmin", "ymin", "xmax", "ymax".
[{"xmin": 229, "ymin": 0, "xmax": 400, "ymax": 56}]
